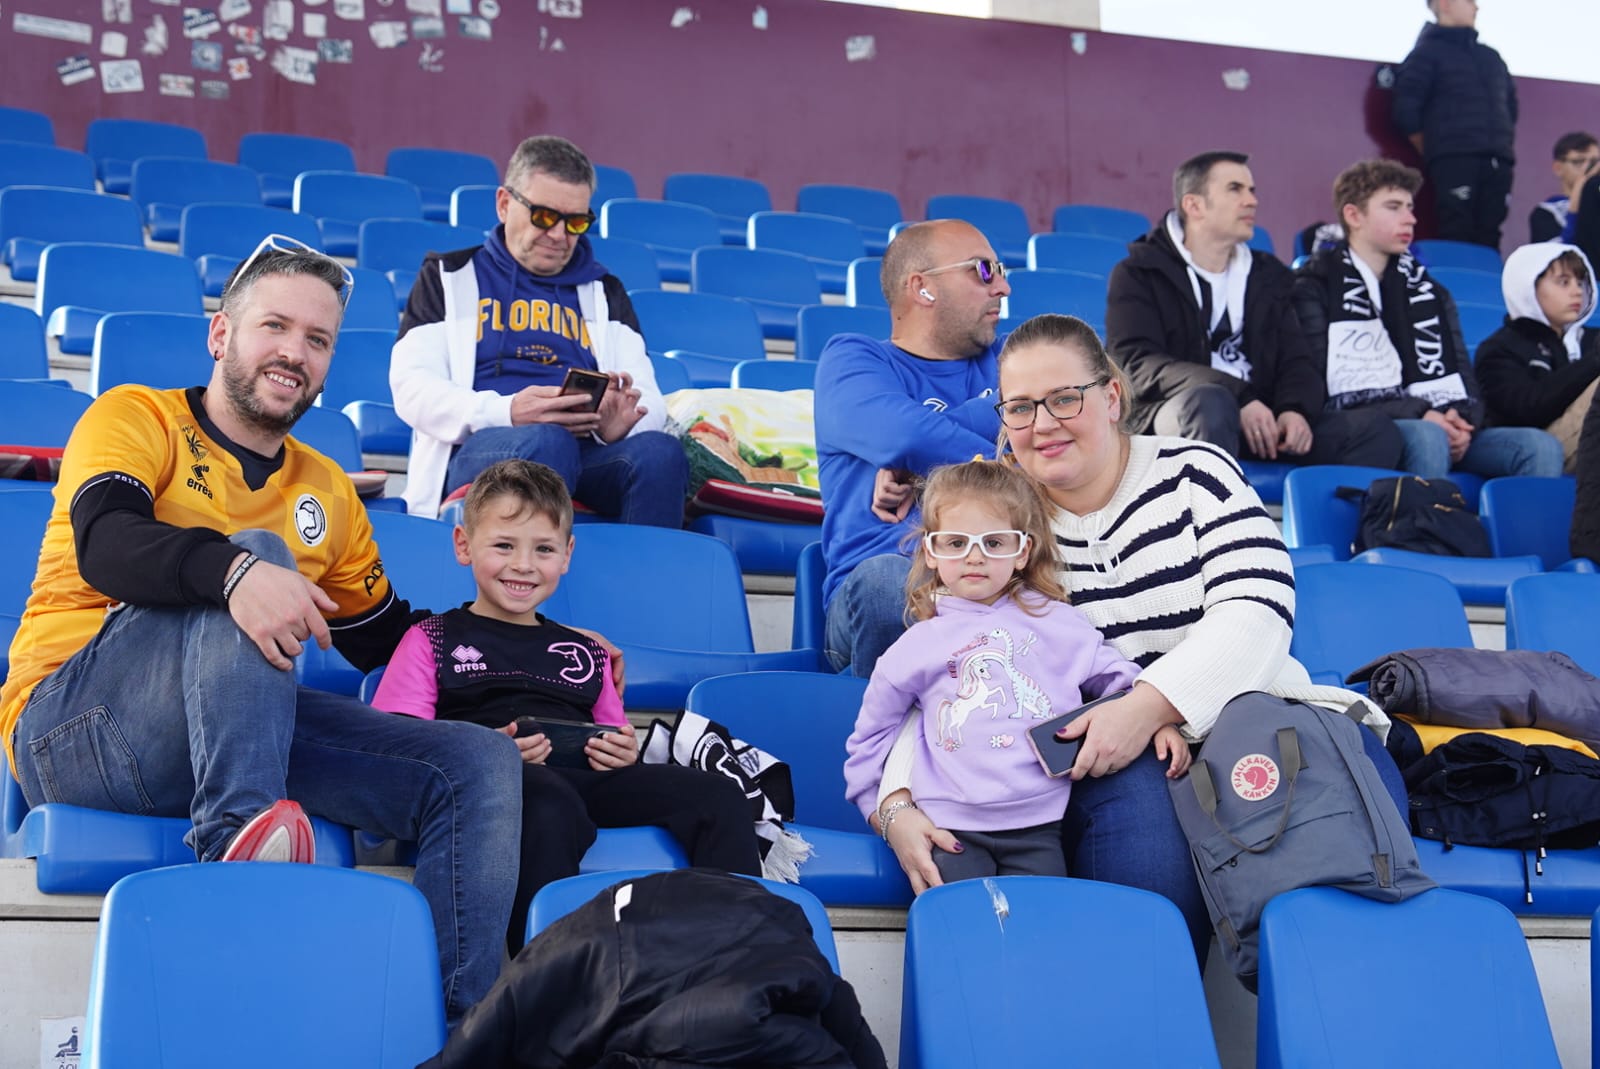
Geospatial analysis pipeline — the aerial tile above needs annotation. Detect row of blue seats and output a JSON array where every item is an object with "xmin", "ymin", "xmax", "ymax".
[{"xmin": 83, "ymin": 861, "xmax": 1569, "ymax": 1068}]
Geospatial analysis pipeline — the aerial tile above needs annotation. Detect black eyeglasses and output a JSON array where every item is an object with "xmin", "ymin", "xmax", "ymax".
[
  {"xmin": 922, "ymin": 257, "xmax": 1007, "ymax": 285},
  {"xmin": 994, "ymin": 378, "xmax": 1111, "ymax": 429},
  {"xmin": 502, "ymin": 186, "xmax": 595, "ymax": 235}
]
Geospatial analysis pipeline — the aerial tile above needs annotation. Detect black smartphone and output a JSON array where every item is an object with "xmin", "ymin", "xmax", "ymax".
[
  {"xmin": 1026, "ymin": 690, "xmax": 1130, "ymax": 778},
  {"xmin": 513, "ymin": 716, "xmax": 620, "ymax": 769},
  {"xmin": 559, "ymin": 368, "xmax": 609, "ymax": 413}
]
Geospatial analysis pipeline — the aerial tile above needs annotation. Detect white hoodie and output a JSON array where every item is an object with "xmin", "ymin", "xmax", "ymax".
[{"xmin": 1501, "ymin": 243, "xmax": 1597, "ymax": 364}]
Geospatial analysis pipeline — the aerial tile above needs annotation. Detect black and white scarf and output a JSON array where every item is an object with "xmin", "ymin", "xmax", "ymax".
[{"xmin": 1324, "ymin": 246, "xmax": 1467, "ymax": 412}]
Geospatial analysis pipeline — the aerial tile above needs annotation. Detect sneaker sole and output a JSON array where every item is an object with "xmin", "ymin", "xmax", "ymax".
[{"xmin": 220, "ymin": 800, "xmax": 316, "ymax": 864}]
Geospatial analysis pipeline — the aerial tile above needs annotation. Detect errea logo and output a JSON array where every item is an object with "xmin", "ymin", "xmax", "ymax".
[{"xmin": 451, "ymin": 644, "xmax": 487, "ymax": 673}]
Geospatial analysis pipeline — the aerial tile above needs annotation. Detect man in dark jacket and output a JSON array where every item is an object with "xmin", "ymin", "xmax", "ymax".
[
  {"xmin": 1391, "ymin": 0, "xmax": 1517, "ymax": 249},
  {"xmin": 1105, "ymin": 150, "xmax": 1402, "ymax": 467}
]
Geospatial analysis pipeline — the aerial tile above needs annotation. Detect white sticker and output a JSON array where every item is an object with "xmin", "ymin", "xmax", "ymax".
[
  {"xmin": 405, "ymin": 0, "xmax": 439, "ymax": 13},
  {"xmin": 141, "ymin": 12, "xmax": 169, "ymax": 53},
  {"xmin": 540, "ymin": 0, "xmax": 581, "ymax": 15},
  {"xmin": 262, "ymin": 0, "xmax": 291, "ymax": 39},
  {"xmin": 411, "ymin": 14, "xmax": 443, "ymax": 37},
  {"xmin": 218, "ymin": 0, "xmax": 251, "ymax": 20},
  {"xmin": 317, "ymin": 37, "xmax": 352, "ymax": 61},
  {"xmin": 477, "ymin": 0, "xmax": 498, "ymax": 18},
  {"xmin": 752, "ymin": 4, "xmax": 766, "ymax": 29},
  {"xmin": 13, "ymin": 12, "xmax": 94, "ymax": 44},
  {"xmin": 56, "ymin": 54, "xmax": 96, "ymax": 85},
  {"xmin": 191, "ymin": 38, "xmax": 222, "ymax": 69},
  {"xmin": 228, "ymin": 55, "xmax": 251, "ymax": 78},
  {"xmin": 368, "ymin": 19, "xmax": 406, "ymax": 47},
  {"xmin": 445, "ymin": 0, "xmax": 470, "ymax": 12},
  {"xmin": 1070, "ymin": 31, "xmax": 1086, "ymax": 54},
  {"xmin": 334, "ymin": 0, "xmax": 364, "ymax": 18},
  {"xmin": 200, "ymin": 78, "xmax": 229, "ymax": 98},
  {"xmin": 159, "ymin": 71, "xmax": 195, "ymax": 96},
  {"xmin": 39, "ymin": 1017, "xmax": 84, "ymax": 1069},
  {"xmin": 303, "ymin": 11, "xmax": 326, "ymax": 36},
  {"xmin": 418, "ymin": 40, "xmax": 443, "ymax": 71},
  {"xmin": 183, "ymin": 8, "xmax": 220, "ymax": 37},
  {"xmin": 270, "ymin": 44, "xmax": 317, "ymax": 84},
  {"xmin": 844, "ymin": 34, "xmax": 874, "ymax": 62},
  {"xmin": 668, "ymin": 6, "xmax": 693, "ymax": 28},
  {"xmin": 100, "ymin": 30, "xmax": 127, "ymax": 56},
  {"xmin": 102, "ymin": 0, "xmax": 131, "ymax": 23},
  {"xmin": 1222, "ymin": 68, "xmax": 1250, "ymax": 91},
  {"xmin": 100, "ymin": 57, "xmax": 144, "ymax": 92},
  {"xmin": 458, "ymin": 14, "xmax": 488, "ymax": 39}
]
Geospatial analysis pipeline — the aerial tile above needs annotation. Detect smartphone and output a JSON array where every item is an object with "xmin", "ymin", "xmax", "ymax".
[
  {"xmin": 1026, "ymin": 690, "xmax": 1130, "ymax": 778},
  {"xmin": 514, "ymin": 716, "xmax": 620, "ymax": 769},
  {"xmin": 559, "ymin": 368, "xmax": 610, "ymax": 413}
]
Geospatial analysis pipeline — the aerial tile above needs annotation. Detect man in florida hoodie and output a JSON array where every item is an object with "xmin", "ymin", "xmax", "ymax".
[{"xmin": 391, "ymin": 135, "xmax": 686, "ymax": 523}]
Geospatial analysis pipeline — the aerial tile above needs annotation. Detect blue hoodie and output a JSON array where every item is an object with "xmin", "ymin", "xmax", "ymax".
[{"xmin": 470, "ymin": 226, "xmax": 608, "ymax": 394}]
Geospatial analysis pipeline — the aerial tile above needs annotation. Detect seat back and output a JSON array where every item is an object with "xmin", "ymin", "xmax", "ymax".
[
  {"xmin": 692, "ymin": 246, "xmax": 822, "ymax": 305},
  {"xmin": 1291, "ymin": 562, "xmax": 1471, "ymax": 682},
  {"xmin": 1003, "ymin": 267, "xmax": 1109, "ymax": 322},
  {"xmin": 1249, "ymin": 225, "xmax": 1276, "ymax": 254},
  {"xmin": 663, "ymin": 172, "xmax": 772, "ymax": 229},
  {"xmin": 586, "ymin": 235, "xmax": 662, "ymax": 292},
  {"xmin": 792, "ymin": 540, "xmax": 825, "ymax": 651},
  {"xmin": 0, "ymin": 141, "xmax": 95, "ymax": 192},
  {"xmin": 294, "ymin": 171, "xmax": 423, "ymax": 226},
  {"xmin": 35, "ymin": 243, "xmax": 205, "ymax": 324},
  {"xmin": 747, "ymin": 211, "xmax": 866, "ymax": 264},
  {"xmin": 179, "ymin": 202, "xmax": 327, "ymax": 297},
  {"xmin": 344, "ymin": 265, "xmax": 403, "ymax": 331},
  {"xmin": 1280, "ymin": 464, "xmax": 1408, "ymax": 559},
  {"xmin": 796, "ymin": 183, "xmax": 902, "ymax": 236},
  {"xmin": 731, "ymin": 359, "xmax": 815, "ymax": 390},
  {"xmin": 357, "ymin": 218, "xmax": 484, "ymax": 276},
  {"xmin": 600, "ymin": 198, "xmax": 721, "ymax": 253},
  {"xmin": 448, "ymin": 184, "xmax": 498, "ymax": 232},
  {"xmin": 795, "ymin": 303, "xmax": 890, "ymax": 363},
  {"xmin": 0, "ymin": 487, "xmax": 55, "ymax": 615},
  {"xmin": 925, "ymin": 193, "xmax": 1031, "ymax": 265},
  {"xmin": 903, "ymin": 877, "xmax": 1220, "ymax": 1069},
  {"xmin": 236, "ymin": 132, "xmax": 356, "ymax": 187},
  {"xmin": 384, "ymin": 146, "xmax": 498, "ymax": 219},
  {"xmin": 1027, "ymin": 232, "xmax": 1129, "ymax": 277},
  {"xmin": 0, "ymin": 381, "xmax": 93, "ymax": 449},
  {"xmin": 1505, "ymin": 572, "xmax": 1600, "ymax": 673},
  {"xmin": 1257, "ymin": 887, "xmax": 1558, "ymax": 1069},
  {"xmin": 686, "ymin": 671, "xmax": 866, "ymax": 832},
  {"xmin": 0, "ymin": 303, "xmax": 49, "ymax": 380},
  {"xmin": 0, "ymin": 106, "xmax": 53, "ymax": 146},
  {"xmin": 0, "ymin": 186, "xmax": 144, "ymax": 257},
  {"xmin": 1480, "ymin": 476, "xmax": 1576, "ymax": 568},
  {"xmin": 91, "ymin": 313, "xmax": 212, "ymax": 395},
  {"xmin": 366, "ymin": 511, "xmax": 477, "ymax": 613},
  {"xmin": 1412, "ymin": 238, "xmax": 1504, "ymax": 274},
  {"xmin": 647, "ymin": 351, "xmax": 692, "ymax": 395},
  {"xmin": 1051, "ymin": 203, "xmax": 1150, "ymax": 241},
  {"xmin": 290, "ymin": 405, "xmax": 363, "ymax": 471},
  {"xmin": 628, "ymin": 289, "xmax": 766, "ymax": 361},
  {"xmin": 84, "ymin": 118, "xmax": 206, "ymax": 190},
  {"xmin": 592, "ymin": 163, "xmax": 637, "ymax": 209},
  {"xmin": 86, "ymin": 864, "xmax": 446, "ymax": 1068},
  {"xmin": 321, "ymin": 328, "xmax": 398, "ymax": 409},
  {"xmin": 846, "ymin": 256, "xmax": 886, "ymax": 307},
  {"xmin": 1428, "ymin": 266, "xmax": 1502, "ymax": 308},
  {"xmin": 1455, "ymin": 301, "xmax": 1508, "ymax": 359},
  {"xmin": 129, "ymin": 156, "xmax": 260, "ymax": 214}
]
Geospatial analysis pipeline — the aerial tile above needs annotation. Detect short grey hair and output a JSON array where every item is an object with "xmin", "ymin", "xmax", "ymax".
[
  {"xmin": 503, "ymin": 136, "xmax": 595, "ymax": 192},
  {"xmin": 1172, "ymin": 150, "xmax": 1250, "ymax": 219}
]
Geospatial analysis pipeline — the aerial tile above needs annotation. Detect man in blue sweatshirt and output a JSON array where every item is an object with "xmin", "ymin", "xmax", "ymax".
[
  {"xmin": 391, "ymin": 135, "xmax": 686, "ymax": 523},
  {"xmin": 816, "ymin": 220, "xmax": 1007, "ymax": 676}
]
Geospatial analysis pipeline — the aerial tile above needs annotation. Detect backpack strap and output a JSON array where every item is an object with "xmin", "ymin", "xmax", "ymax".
[{"xmin": 1191, "ymin": 727, "xmax": 1304, "ymax": 854}]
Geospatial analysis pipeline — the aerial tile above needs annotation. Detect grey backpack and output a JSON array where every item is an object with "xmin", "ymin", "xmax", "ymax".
[{"xmin": 1169, "ymin": 692, "xmax": 1435, "ymax": 990}]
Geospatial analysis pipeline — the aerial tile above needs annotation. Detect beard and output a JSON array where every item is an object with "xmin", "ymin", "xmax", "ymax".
[{"xmin": 219, "ymin": 337, "xmax": 317, "ymax": 439}]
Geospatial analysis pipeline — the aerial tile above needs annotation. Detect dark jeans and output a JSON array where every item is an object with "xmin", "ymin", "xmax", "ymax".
[{"xmin": 1428, "ymin": 154, "xmax": 1513, "ymax": 249}]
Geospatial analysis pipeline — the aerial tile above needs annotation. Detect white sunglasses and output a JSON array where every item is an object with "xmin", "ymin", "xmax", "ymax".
[
  {"xmin": 226, "ymin": 233, "xmax": 354, "ymax": 308},
  {"xmin": 923, "ymin": 529, "xmax": 1029, "ymax": 559}
]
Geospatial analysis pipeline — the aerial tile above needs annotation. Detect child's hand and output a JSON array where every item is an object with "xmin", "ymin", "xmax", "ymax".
[
  {"xmin": 498, "ymin": 722, "xmax": 551, "ymax": 765},
  {"xmin": 1153, "ymin": 724, "xmax": 1191, "ymax": 779},
  {"xmin": 587, "ymin": 721, "xmax": 639, "ymax": 770}
]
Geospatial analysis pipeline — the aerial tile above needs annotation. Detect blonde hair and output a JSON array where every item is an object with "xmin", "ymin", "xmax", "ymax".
[
  {"xmin": 904, "ymin": 459, "xmax": 1067, "ymax": 622},
  {"xmin": 996, "ymin": 314, "xmax": 1136, "ymax": 437}
]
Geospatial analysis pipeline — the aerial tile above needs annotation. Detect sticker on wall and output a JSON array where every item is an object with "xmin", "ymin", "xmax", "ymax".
[
  {"xmin": 151, "ymin": 0, "xmax": 181, "ymax": 5},
  {"xmin": 303, "ymin": 12, "xmax": 326, "ymax": 36},
  {"xmin": 334, "ymin": 0, "xmax": 364, "ymax": 18},
  {"xmin": 317, "ymin": 36, "xmax": 352, "ymax": 61},
  {"xmin": 228, "ymin": 54, "xmax": 250, "ymax": 77},
  {"xmin": 752, "ymin": 5, "xmax": 767, "ymax": 29},
  {"xmin": 304, "ymin": 0, "xmax": 327, "ymax": 6},
  {"xmin": 100, "ymin": 57, "xmax": 144, "ymax": 92},
  {"xmin": 100, "ymin": 30, "xmax": 127, "ymax": 56},
  {"xmin": 159, "ymin": 71, "xmax": 195, "ymax": 96},
  {"xmin": 844, "ymin": 34, "xmax": 874, "ymax": 62},
  {"xmin": 218, "ymin": 0, "xmax": 250, "ymax": 21},
  {"xmin": 444, "ymin": 0, "xmax": 470, "ymax": 13},
  {"xmin": 229, "ymin": 21, "xmax": 259, "ymax": 45},
  {"xmin": 1221, "ymin": 68, "xmax": 1250, "ymax": 91},
  {"xmin": 1070, "ymin": 31, "xmax": 1086, "ymax": 54},
  {"xmin": 458, "ymin": 15, "xmax": 489, "ymax": 39},
  {"xmin": 668, "ymin": 7, "xmax": 694, "ymax": 29},
  {"xmin": 200, "ymin": 77, "xmax": 229, "ymax": 98},
  {"xmin": 13, "ymin": 13, "xmax": 95, "ymax": 44},
  {"xmin": 418, "ymin": 40, "xmax": 444, "ymax": 72},
  {"xmin": 406, "ymin": 0, "xmax": 440, "ymax": 14},
  {"xmin": 141, "ymin": 12, "xmax": 168, "ymax": 53},
  {"xmin": 270, "ymin": 44, "xmax": 317, "ymax": 83},
  {"xmin": 102, "ymin": 0, "xmax": 131, "ymax": 23},
  {"xmin": 56, "ymin": 54, "xmax": 96, "ymax": 86},
  {"xmin": 411, "ymin": 14, "xmax": 443, "ymax": 37},
  {"xmin": 477, "ymin": 0, "xmax": 498, "ymax": 18},
  {"xmin": 39, "ymin": 1019, "xmax": 83, "ymax": 1069},
  {"xmin": 191, "ymin": 38, "xmax": 222, "ymax": 69},
  {"xmin": 183, "ymin": 8, "xmax": 220, "ymax": 37},
  {"xmin": 1374, "ymin": 64, "xmax": 1396, "ymax": 90},
  {"xmin": 540, "ymin": 0, "xmax": 581, "ymax": 16},
  {"xmin": 262, "ymin": 0, "xmax": 291, "ymax": 40},
  {"xmin": 368, "ymin": 19, "xmax": 406, "ymax": 47}
]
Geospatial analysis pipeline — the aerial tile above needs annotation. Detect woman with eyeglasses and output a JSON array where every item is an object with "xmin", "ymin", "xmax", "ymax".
[{"xmin": 870, "ymin": 313, "xmax": 1302, "ymax": 956}]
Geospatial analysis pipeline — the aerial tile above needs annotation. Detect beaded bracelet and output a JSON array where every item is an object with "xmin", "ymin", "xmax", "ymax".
[
  {"xmin": 222, "ymin": 553, "xmax": 261, "ymax": 602},
  {"xmin": 878, "ymin": 799, "xmax": 918, "ymax": 842}
]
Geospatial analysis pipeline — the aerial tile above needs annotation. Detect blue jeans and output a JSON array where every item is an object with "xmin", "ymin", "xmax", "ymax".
[
  {"xmin": 823, "ymin": 553, "xmax": 912, "ymax": 677},
  {"xmin": 10, "ymin": 530, "xmax": 523, "ymax": 1025},
  {"xmin": 1395, "ymin": 419, "xmax": 1564, "ymax": 479},
  {"xmin": 446, "ymin": 425, "xmax": 688, "ymax": 528}
]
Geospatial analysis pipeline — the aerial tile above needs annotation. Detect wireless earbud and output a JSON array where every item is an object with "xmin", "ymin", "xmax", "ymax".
[{"xmin": 919, "ymin": 288, "xmax": 936, "ymax": 302}]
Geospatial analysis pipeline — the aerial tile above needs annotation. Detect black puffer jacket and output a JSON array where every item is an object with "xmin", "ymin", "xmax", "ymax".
[
  {"xmin": 1573, "ymin": 390, "xmax": 1600, "ymax": 561},
  {"xmin": 1476, "ymin": 319, "xmax": 1600, "ymax": 428},
  {"xmin": 1391, "ymin": 22, "xmax": 1517, "ymax": 162}
]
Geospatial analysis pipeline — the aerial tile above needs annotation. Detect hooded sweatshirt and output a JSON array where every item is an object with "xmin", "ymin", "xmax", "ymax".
[{"xmin": 1476, "ymin": 244, "xmax": 1600, "ymax": 428}]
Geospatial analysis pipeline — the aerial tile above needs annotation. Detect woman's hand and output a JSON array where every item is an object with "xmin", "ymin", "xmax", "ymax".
[
  {"xmin": 1058, "ymin": 682, "xmax": 1184, "ymax": 780},
  {"xmin": 873, "ymin": 789, "xmax": 960, "ymax": 895}
]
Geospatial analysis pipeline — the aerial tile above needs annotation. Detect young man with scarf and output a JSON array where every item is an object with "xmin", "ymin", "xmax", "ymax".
[
  {"xmin": 1292, "ymin": 159, "xmax": 1563, "ymax": 479},
  {"xmin": 1105, "ymin": 151, "xmax": 1401, "ymax": 468},
  {"xmin": 391, "ymin": 135, "xmax": 687, "ymax": 523}
]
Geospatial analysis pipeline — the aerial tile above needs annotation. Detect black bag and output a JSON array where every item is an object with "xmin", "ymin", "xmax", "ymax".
[
  {"xmin": 1170, "ymin": 693, "xmax": 1434, "ymax": 991},
  {"xmin": 1335, "ymin": 476, "xmax": 1491, "ymax": 557},
  {"xmin": 1404, "ymin": 733, "xmax": 1600, "ymax": 853}
]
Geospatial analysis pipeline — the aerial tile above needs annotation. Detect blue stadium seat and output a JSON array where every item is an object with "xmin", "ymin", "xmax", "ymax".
[
  {"xmin": 344, "ymin": 400, "xmax": 412, "ymax": 458},
  {"xmin": 663, "ymin": 172, "xmax": 773, "ymax": 245},
  {"xmin": 384, "ymin": 146, "xmax": 499, "ymax": 222},
  {"xmin": 85, "ymin": 864, "xmax": 444, "ymax": 1066},
  {"xmin": 1051, "ymin": 203, "xmax": 1150, "ymax": 241},
  {"xmin": 662, "ymin": 351, "xmax": 742, "ymax": 389},
  {"xmin": 84, "ymin": 117, "xmax": 206, "ymax": 195},
  {"xmin": 1257, "ymin": 887, "xmax": 1558, "ymax": 1069},
  {"xmin": 686, "ymin": 513, "xmax": 820, "ymax": 575},
  {"xmin": 90, "ymin": 312, "xmax": 212, "ymax": 395},
  {"xmin": 586, "ymin": 234, "xmax": 662, "ymax": 292},
  {"xmin": 795, "ymin": 303, "xmax": 890, "ymax": 364},
  {"xmin": 237, "ymin": 131, "xmax": 357, "ymax": 209},
  {"xmin": 847, "ymin": 256, "xmax": 886, "ymax": 307},
  {"xmin": 344, "ymin": 265, "xmax": 403, "ymax": 332},
  {"xmin": 1238, "ymin": 459, "xmax": 1292, "ymax": 506},
  {"xmin": 320, "ymin": 327, "xmax": 398, "ymax": 410},
  {"xmin": 1414, "ymin": 836, "xmax": 1600, "ymax": 914},
  {"xmin": 1351, "ymin": 545, "xmax": 1540, "ymax": 606},
  {"xmin": 0, "ymin": 487, "xmax": 53, "ymax": 615},
  {"xmin": 1286, "ymin": 544, "xmax": 1336, "ymax": 568},
  {"xmin": 797, "ymin": 183, "xmax": 902, "ymax": 255},
  {"xmin": 357, "ymin": 218, "xmax": 484, "ymax": 277},
  {"xmin": 730, "ymin": 359, "xmax": 814, "ymax": 390},
  {"xmin": 179, "ymin": 202, "xmax": 326, "ymax": 298},
  {"xmin": 0, "ymin": 186, "xmax": 144, "ymax": 283},
  {"xmin": 1506, "ymin": 572, "xmax": 1600, "ymax": 674},
  {"xmin": 1413, "ymin": 238, "xmax": 1503, "ymax": 274},
  {"xmin": 1480, "ymin": 476, "xmax": 1590, "ymax": 570},
  {"xmin": 903, "ymin": 877, "xmax": 1219, "ymax": 1069},
  {"xmin": 647, "ymin": 351, "xmax": 692, "ymax": 395},
  {"xmin": 1429, "ymin": 266, "xmax": 1502, "ymax": 308},
  {"xmin": 448, "ymin": 184, "xmax": 497, "ymax": 232},
  {"xmin": 36, "ymin": 243, "xmax": 205, "ymax": 355},
  {"xmin": 293, "ymin": 171, "xmax": 423, "ymax": 257},
  {"xmin": 292, "ymin": 404, "xmax": 364, "ymax": 472},
  {"xmin": 1026, "ymin": 232, "xmax": 1129, "ymax": 277},
  {"xmin": 692, "ymin": 246, "xmax": 821, "ymax": 341},
  {"xmin": 527, "ymin": 870, "xmax": 839, "ymax": 971},
  {"xmin": 0, "ymin": 303, "xmax": 51, "ymax": 381},
  {"xmin": 1290, "ymin": 562, "xmax": 1471, "ymax": 684},
  {"xmin": 1249, "ymin": 225, "xmax": 1276, "ymax": 255},
  {"xmin": 387, "ymin": 268, "xmax": 417, "ymax": 311},
  {"xmin": 0, "ymin": 141, "xmax": 95, "ymax": 193},
  {"xmin": 1456, "ymin": 301, "xmax": 1508, "ymax": 359},
  {"xmin": 600, "ymin": 199, "xmax": 720, "ymax": 284},
  {"xmin": 925, "ymin": 193, "xmax": 1031, "ymax": 267},
  {"xmin": 0, "ymin": 383, "xmax": 92, "ymax": 490},
  {"xmin": 1282, "ymin": 464, "xmax": 1411, "ymax": 557},
  {"xmin": 592, "ymin": 163, "xmax": 637, "ymax": 210},
  {"xmin": 1003, "ymin": 268, "xmax": 1108, "ymax": 322},
  {"xmin": 793, "ymin": 540, "xmax": 825, "ymax": 652},
  {"xmin": 0, "ymin": 106, "xmax": 53, "ymax": 146},
  {"xmin": 129, "ymin": 156, "xmax": 262, "ymax": 241},
  {"xmin": 748, "ymin": 211, "xmax": 867, "ymax": 294},
  {"xmin": 628, "ymin": 289, "xmax": 766, "ymax": 363}
]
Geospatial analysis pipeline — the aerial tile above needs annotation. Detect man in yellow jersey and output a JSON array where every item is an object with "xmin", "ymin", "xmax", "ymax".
[{"xmin": 0, "ymin": 237, "xmax": 521, "ymax": 1026}]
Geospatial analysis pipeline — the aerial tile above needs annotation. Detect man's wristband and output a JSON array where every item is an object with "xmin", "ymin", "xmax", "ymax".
[
  {"xmin": 221, "ymin": 553, "xmax": 261, "ymax": 603},
  {"xmin": 878, "ymin": 799, "xmax": 917, "ymax": 841}
]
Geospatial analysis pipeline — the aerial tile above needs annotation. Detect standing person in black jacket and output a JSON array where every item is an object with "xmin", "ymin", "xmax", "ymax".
[
  {"xmin": 1391, "ymin": 0, "xmax": 1517, "ymax": 249},
  {"xmin": 1104, "ymin": 150, "xmax": 1402, "ymax": 467}
]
